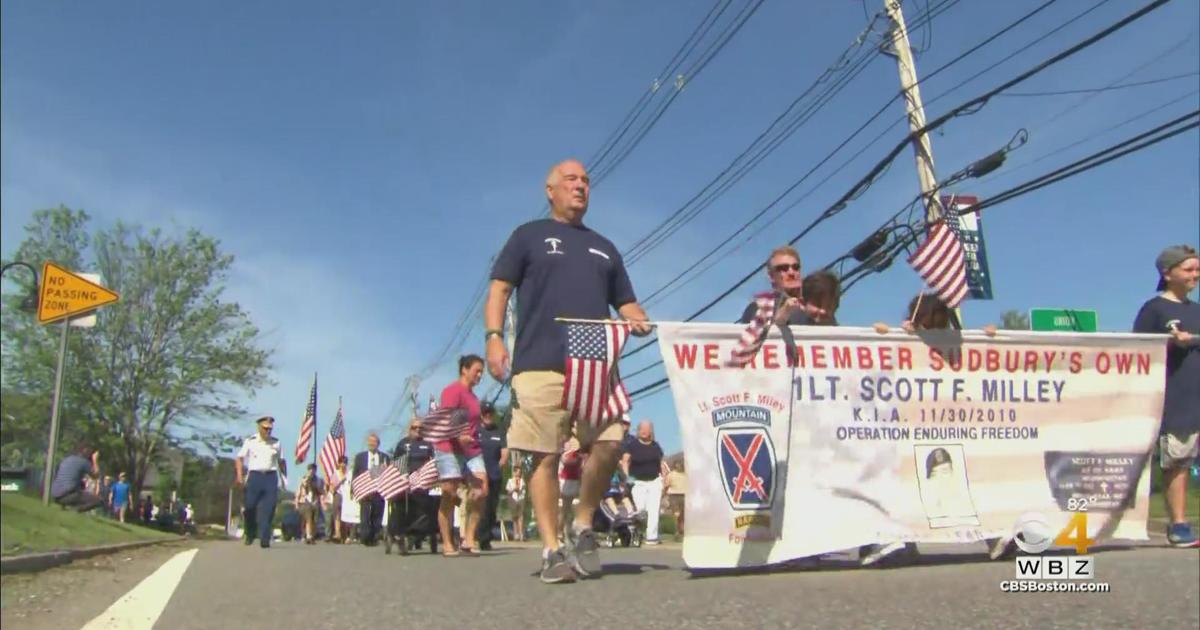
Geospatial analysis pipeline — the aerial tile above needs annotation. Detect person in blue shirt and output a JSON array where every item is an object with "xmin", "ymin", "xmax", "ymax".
[
  {"xmin": 1134, "ymin": 244, "xmax": 1200, "ymax": 548},
  {"xmin": 109, "ymin": 472, "xmax": 132, "ymax": 522}
]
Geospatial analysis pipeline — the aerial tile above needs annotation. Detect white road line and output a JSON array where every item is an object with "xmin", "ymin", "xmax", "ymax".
[{"xmin": 80, "ymin": 548, "xmax": 198, "ymax": 630}]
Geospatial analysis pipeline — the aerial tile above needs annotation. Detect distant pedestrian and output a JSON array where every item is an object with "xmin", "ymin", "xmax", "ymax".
[
  {"xmin": 665, "ymin": 461, "xmax": 687, "ymax": 541},
  {"xmin": 476, "ymin": 402, "xmax": 508, "ymax": 551},
  {"xmin": 621, "ymin": 422, "xmax": 666, "ymax": 545},
  {"xmin": 434, "ymin": 355, "xmax": 489, "ymax": 557},
  {"xmin": 234, "ymin": 415, "xmax": 287, "ymax": 549},
  {"xmin": 296, "ymin": 463, "xmax": 322, "ymax": 544},
  {"xmin": 353, "ymin": 432, "xmax": 390, "ymax": 546},
  {"xmin": 50, "ymin": 446, "xmax": 103, "ymax": 512},
  {"xmin": 110, "ymin": 472, "xmax": 132, "ymax": 522}
]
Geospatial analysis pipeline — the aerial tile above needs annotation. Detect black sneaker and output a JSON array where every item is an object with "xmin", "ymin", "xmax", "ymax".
[
  {"xmin": 569, "ymin": 529, "xmax": 602, "ymax": 578},
  {"xmin": 540, "ymin": 549, "xmax": 577, "ymax": 584}
]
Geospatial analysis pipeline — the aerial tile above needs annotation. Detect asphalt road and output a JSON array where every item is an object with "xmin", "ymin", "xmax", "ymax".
[{"xmin": 3, "ymin": 537, "xmax": 1197, "ymax": 629}]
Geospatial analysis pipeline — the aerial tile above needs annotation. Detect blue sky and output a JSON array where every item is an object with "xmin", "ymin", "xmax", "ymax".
[{"xmin": 3, "ymin": 0, "xmax": 1198, "ymax": 483}]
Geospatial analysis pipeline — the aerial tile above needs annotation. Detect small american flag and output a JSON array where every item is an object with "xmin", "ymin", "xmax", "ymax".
[
  {"xmin": 351, "ymin": 464, "xmax": 384, "ymax": 502},
  {"xmin": 562, "ymin": 322, "xmax": 632, "ymax": 427},
  {"xmin": 294, "ymin": 375, "xmax": 317, "ymax": 465},
  {"xmin": 728, "ymin": 292, "xmax": 776, "ymax": 367},
  {"xmin": 909, "ymin": 212, "xmax": 969, "ymax": 308},
  {"xmin": 317, "ymin": 403, "xmax": 345, "ymax": 487},
  {"xmin": 408, "ymin": 459, "xmax": 440, "ymax": 492},
  {"xmin": 417, "ymin": 407, "xmax": 470, "ymax": 442},
  {"xmin": 376, "ymin": 462, "xmax": 410, "ymax": 500}
]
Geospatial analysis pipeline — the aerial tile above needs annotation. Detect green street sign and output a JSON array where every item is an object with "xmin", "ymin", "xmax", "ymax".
[{"xmin": 1030, "ymin": 308, "xmax": 1098, "ymax": 332}]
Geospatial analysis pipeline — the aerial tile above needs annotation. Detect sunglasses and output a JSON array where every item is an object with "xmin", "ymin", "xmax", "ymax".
[{"xmin": 771, "ymin": 263, "xmax": 801, "ymax": 273}]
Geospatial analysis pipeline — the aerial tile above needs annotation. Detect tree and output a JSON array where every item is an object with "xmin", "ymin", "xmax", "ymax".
[
  {"xmin": 1, "ymin": 207, "xmax": 273, "ymax": 497},
  {"xmin": 1000, "ymin": 310, "xmax": 1031, "ymax": 331}
]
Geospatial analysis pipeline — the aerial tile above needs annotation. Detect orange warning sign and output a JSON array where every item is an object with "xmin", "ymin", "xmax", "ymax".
[{"xmin": 37, "ymin": 261, "xmax": 120, "ymax": 324}]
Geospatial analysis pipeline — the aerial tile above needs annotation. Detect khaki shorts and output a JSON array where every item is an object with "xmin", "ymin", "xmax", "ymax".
[
  {"xmin": 508, "ymin": 371, "xmax": 625, "ymax": 454},
  {"xmin": 1160, "ymin": 432, "xmax": 1200, "ymax": 469}
]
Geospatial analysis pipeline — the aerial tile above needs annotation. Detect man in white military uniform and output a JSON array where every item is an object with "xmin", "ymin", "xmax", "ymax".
[{"xmin": 235, "ymin": 415, "xmax": 288, "ymax": 548}]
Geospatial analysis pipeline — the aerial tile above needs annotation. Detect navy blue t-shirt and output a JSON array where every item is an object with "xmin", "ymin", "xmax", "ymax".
[
  {"xmin": 478, "ymin": 425, "xmax": 507, "ymax": 480},
  {"xmin": 1133, "ymin": 295, "xmax": 1200, "ymax": 436},
  {"xmin": 491, "ymin": 219, "xmax": 637, "ymax": 374},
  {"xmin": 392, "ymin": 437, "xmax": 434, "ymax": 473}
]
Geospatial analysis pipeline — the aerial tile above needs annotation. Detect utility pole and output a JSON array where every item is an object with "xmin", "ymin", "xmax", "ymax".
[
  {"xmin": 883, "ymin": 0, "xmax": 944, "ymax": 224},
  {"xmin": 884, "ymin": 0, "xmax": 967, "ymax": 327}
]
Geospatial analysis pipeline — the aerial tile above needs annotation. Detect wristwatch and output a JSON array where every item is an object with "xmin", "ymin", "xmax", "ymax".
[{"xmin": 485, "ymin": 329, "xmax": 503, "ymax": 342}]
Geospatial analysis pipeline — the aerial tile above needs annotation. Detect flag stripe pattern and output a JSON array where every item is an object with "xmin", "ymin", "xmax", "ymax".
[
  {"xmin": 417, "ymin": 407, "xmax": 470, "ymax": 442},
  {"xmin": 562, "ymin": 322, "xmax": 632, "ymax": 428},
  {"xmin": 351, "ymin": 465, "xmax": 385, "ymax": 502},
  {"xmin": 377, "ymin": 462, "xmax": 410, "ymax": 500},
  {"xmin": 294, "ymin": 378, "xmax": 317, "ymax": 464},
  {"xmin": 408, "ymin": 459, "xmax": 440, "ymax": 492},
  {"xmin": 317, "ymin": 406, "xmax": 346, "ymax": 488},
  {"xmin": 728, "ymin": 292, "xmax": 777, "ymax": 367},
  {"xmin": 908, "ymin": 217, "xmax": 969, "ymax": 308}
]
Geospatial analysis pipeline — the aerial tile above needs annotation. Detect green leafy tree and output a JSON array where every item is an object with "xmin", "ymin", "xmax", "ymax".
[
  {"xmin": 1000, "ymin": 310, "xmax": 1031, "ymax": 331},
  {"xmin": 1, "ymin": 207, "xmax": 273, "ymax": 497}
]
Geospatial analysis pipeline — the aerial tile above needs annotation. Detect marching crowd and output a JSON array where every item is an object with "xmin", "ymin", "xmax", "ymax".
[{"xmin": 229, "ymin": 157, "xmax": 1197, "ymax": 584}]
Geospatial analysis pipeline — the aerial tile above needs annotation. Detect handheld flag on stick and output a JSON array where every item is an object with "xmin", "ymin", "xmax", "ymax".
[
  {"xmin": 562, "ymin": 321, "xmax": 632, "ymax": 428},
  {"xmin": 908, "ymin": 215, "xmax": 969, "ymax": 308}
]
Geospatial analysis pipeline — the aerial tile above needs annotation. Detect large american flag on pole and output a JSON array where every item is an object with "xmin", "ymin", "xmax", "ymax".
[
  {"xmin": 317, "ymin": 402, "xmax": 346, "ymax": 487},
  {"xmin": 908, "ymin": 210, "xmax": 970, "ymax": 308},
  {"xmin": 562, "ymin": 321, "xmax": 632, "ymax": 427},
  {"xmin": 294, "ymin": 375, "xmax": 317, "ymax": 465}
]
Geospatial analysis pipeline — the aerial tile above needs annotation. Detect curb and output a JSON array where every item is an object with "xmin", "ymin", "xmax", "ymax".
[{"xmin": 0, "ymin": 536, "xmax": 186, "ymax": 575}]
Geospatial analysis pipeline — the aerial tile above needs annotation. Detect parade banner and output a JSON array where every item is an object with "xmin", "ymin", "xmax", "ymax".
[{"xmin": 656, "ymin": 322, "xmax": 1165, "ymax": 569}]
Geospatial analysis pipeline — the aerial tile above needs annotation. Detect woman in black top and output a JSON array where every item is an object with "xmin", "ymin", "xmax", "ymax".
[{"xmin": 621, "ymin": 421, "xmax": 665, "ymax": 544}]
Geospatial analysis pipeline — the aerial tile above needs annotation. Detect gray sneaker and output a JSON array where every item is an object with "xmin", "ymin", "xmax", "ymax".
[
  {"xmin": 540, "ymin": 549, "xmax": 577, "ymax": 584},
  {"xmin": 569, "ymin": 528, "xmax": 602, "ymax": 577}
]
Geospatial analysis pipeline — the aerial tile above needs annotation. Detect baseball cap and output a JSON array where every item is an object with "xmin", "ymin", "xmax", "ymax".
[
  {"xmin": 1156, "ymin": 245, "xmax": 1199, "ymax": 291},
  {"xmin": 480, "ymin": 401, "xmax": 495, "ymax": 414}
]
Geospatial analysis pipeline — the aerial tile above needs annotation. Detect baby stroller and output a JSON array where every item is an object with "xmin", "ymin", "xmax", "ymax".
[{"xmin": 592, "ymin": 477, "xmax": 646, "ymax": 548}]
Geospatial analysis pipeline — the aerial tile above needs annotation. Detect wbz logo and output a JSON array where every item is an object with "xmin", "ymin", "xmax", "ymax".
[{"xmin": 1015, "ymin": 556, "xmax": 1096, "ymax": 580}]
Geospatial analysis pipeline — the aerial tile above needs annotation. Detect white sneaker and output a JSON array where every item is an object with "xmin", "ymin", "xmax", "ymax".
[
  {"xmin": 860, "ymin": 541, "xmax": 905, "ymax": 566},
  {"xmin": 987, "ymin": 535, "xmax": 1013, "ymax": 560}
]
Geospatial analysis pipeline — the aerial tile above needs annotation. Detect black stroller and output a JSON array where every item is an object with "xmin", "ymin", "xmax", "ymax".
[
  {"xmin": 384, "ymin": 490, "xmax": 440, "ymax": 555},
  {"xmin": 592, "ymin": 476, "xmax": 646, "ymax": 548}
]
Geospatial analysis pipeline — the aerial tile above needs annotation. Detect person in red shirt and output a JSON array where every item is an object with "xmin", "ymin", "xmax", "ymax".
[
  {"xmin": 558, "ymin": 440, "xmax": 584, "ymax": 543},
  {"xmin": 435, "ymin": 355, "xmax": 489, "ymax": 556}
]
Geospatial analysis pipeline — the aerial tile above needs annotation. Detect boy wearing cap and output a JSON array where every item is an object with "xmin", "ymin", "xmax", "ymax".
[
  {"xmin": 1133, "ymin": 244, "xmax": 1200, "ymax": 548},
  {"xmin": 235, "ymin": 415, "xmax": 287, "ymax": 548}
]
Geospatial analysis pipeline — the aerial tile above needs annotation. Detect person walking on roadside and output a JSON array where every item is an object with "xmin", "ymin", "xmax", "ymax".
[
  {"xmin": 477, "ymin": 402, "xmax": 508, "ymax": 551},
  {"xmin": 485, "ymin": 158, "xmax": 652, "ymax": 583},
  {"xmin": 296, "ymin": 463, "xmax": 323, "ymax": 544},
  {"xmin": 353, "ymin": 433, "xmax": 391, "ymax": 546},
  {"xmin": 110, "ymin": 472, "xmax": 132, "ymax": 522},
  {"xmin": 1134, "ymin": 244, "xmax": 1200, "ymax": 548},
  {"xmin": 665, "ymin": 460, "xmax": 687, "ymax": 541},
  {"xmin": 621, "ymin": 422, "xmax": 666, "ymax": 545},
  {"xmin": 234, "ymin": 415, "xmax": 287, "ymax": 549},
  {"xmin": 434, "ymin": 355, "xmax": 490, "ymax": 557}
]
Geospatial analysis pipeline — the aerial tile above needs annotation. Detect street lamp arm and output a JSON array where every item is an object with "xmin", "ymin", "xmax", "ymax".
[{"xmin": 1, "ymin": 261, "xmax": 41, "ymax": 313}]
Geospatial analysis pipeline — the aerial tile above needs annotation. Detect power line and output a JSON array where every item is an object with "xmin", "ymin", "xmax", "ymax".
[
  {"xmin": 618, "ymin": 0, "xmax": 1175, "ymax": 376},
  {"xmin": 635, "ymin": 0, "xmax": 1066, "ymax": 306},
  {"xmin": 411, "ymin": 1, "xmax": 767, "ymax": 384},
  {"xmin": 623, "ymin": 0, "xmax": 966, "ymax": 267},
  {"xmin": 628, "ymin": 107, "xmax": 1199, "ymax": 401},
  {"xmin": 997, "ymin": 71, "xmax": 1198, "ymax": 97}
]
